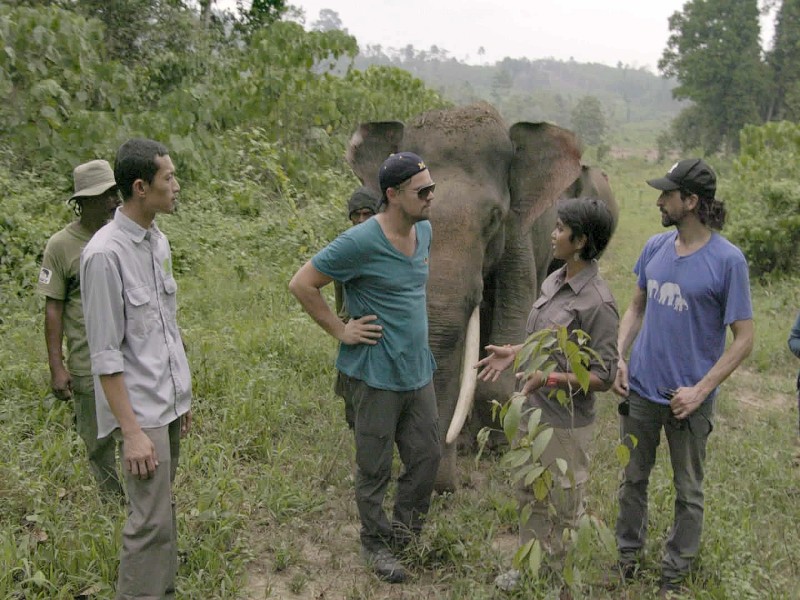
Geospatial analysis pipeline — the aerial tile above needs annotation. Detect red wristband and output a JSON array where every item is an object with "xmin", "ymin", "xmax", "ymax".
[{"xmin": 546, "ymin": 373, "xmax": 559, "ymax": 388}]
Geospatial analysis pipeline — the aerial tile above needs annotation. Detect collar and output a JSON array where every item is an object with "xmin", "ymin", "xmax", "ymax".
[
  {"xmin": 114, "ymin": 208, "xmax": 161, "ymax": 244},
  {"xmin": 550, "ymin": 260, "xmax": 599, "ymax": 294}
]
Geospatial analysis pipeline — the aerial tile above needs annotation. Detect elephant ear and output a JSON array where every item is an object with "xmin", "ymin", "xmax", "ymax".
[
  {"xmin": 565, "ymin": 165, "xmax": 619, "ymax": 232},
  {"xmin": 346, "ymin": 122, "xmax": 404, "ymax": 196},
  {"xmin": 509, "ymin": 123, "xmax": 583, "ymax": 230}
]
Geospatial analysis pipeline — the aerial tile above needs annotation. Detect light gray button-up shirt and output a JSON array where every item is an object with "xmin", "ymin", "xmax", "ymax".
[{"xmin": 80, "ymin": 209, "xmax": 192, "ymax": 438}]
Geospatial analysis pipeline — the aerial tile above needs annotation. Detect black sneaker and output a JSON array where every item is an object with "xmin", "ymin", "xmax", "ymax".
[
  {"xmin": 361, "ymin": 547, "xmax": 407, "ymax": 583},
  {"xmin": 599, "ymin": 561, "xmax": 639, "ymax": 589},
  {"xmin": 618, "ymin": 560, "xmax": 640, "ymax": 581},
  {"xmin": 658, "ymin": 578, "xmax": 688, "ymax": 598}
]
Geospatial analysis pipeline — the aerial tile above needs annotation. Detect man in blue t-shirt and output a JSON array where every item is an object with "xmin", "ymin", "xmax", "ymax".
[
  {"xmin": 611, "ymin": 159, "xmax": 754, "ymax": 596},
  {"xmin": 289, "ymin": 152, "xmax": 441, "ymax": 584}
]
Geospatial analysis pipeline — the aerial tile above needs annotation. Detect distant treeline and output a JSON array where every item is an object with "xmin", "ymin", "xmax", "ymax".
[{"xmin": 349, "ymin": 48, "xmax": 683, "ymax": 128}]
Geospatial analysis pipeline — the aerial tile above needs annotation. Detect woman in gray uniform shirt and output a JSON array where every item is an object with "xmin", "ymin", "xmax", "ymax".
[{"xmin": 476, "ymin": 196, "xmax": 619, "ymax": 589}]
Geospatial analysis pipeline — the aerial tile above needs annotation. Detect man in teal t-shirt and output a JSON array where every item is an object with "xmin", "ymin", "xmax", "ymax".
[{"xmin": 290, "ymin": 152, "xmax": 441, "ymax": 584}]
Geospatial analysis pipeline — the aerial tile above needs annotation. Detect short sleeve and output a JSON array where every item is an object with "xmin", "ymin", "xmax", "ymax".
[{"xmin": 37, "ymin": 237, "xmax": 67, "ymax": 300}]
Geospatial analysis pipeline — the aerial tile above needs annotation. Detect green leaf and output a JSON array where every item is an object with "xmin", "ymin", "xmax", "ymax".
[
  {"xmin": 555, "ymin": 457, "xmax": 568, "ymax": 475},
  {"xmin": 533, "ymin": 471, "xmax": 552, "ymax": 501},
  {"xmin": 525, "ymin": 408, "xmax": 542, "ymax": 434},
  {"xmin": 502, "ymin": 393, "xmax": 525, "ymax": 442},
  {"xmin": 523, "ymin": 465, "xmax": 546, "ymax": 487},
  {"xmin": 527, "ymin": 539, "xmax": 543, "ymax": 577},
  {"xmin": 513, "ymin": 538, "xmax": 535, "ymax": 570},
  {"xmin": 527, "ymin": 427, "xmax": 553, "ymax": 464},
  {"xmin": 615, "ymin": 443, "xmax": 631, "ymax": 467},
  {"xmin": 502, "ymin": 448, "xmax": 532, "ymax": 469}
]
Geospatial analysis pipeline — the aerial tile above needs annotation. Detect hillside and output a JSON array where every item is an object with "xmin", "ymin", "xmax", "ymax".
[{"xmin": 347, "ymin": 47, "xmax": 684, "ymax": 134}]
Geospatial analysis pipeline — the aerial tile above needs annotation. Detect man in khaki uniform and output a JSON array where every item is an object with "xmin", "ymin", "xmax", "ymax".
[{"xmin": 37, "ymin": 159, "xmax": 123, "ymax": 498}]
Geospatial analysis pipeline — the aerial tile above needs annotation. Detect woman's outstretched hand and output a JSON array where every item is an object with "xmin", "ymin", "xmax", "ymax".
[{"xmin": 475, "ymin": 344, "xmax": 517, "ymax": 382}]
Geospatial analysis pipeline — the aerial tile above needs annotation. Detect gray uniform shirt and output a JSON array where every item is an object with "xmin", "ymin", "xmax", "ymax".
[
  {"xmin": 81, "ymin": 209, "xmax": 191, "ymax": 438},
  {"xmin": 525, "ymin": 261, "xmax": 619, "ymax": 429}
]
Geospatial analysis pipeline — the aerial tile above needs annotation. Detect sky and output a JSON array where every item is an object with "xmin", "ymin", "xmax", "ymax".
[{"xmin": 253, "ymin": 0, "xmax": 776, "ymax": 73}]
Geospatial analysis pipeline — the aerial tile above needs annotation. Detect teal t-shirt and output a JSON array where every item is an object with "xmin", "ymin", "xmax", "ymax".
[{"xmin": 312, "ymin": 218, "xmax": 436, "ymax": 391}]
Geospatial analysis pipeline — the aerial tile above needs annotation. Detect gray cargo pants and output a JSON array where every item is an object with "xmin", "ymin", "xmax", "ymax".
[
  {"xmin": 351, "ymin": 379, "xmax": 441, "ymax": 552},
  {"xmin": 615, "ymin": 391, "xmax": 714, "ymax": 582},
  {"xmin": 72, "ymin": 375, "xmax": 123, "ymax": 498},
  {"xmin": 113, "ymin": 419, "xmax": 181, "ymax": 600}
]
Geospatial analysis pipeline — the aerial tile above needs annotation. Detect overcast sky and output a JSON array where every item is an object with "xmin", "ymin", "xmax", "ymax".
[{"xmin": 267, "ymin": 0, "xmax": 776, "ymax": 73}]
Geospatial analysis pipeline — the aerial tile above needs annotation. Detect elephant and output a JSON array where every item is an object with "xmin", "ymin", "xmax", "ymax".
[
  {"xmin": 533, "ymin": 164, "xmax": 619, "ymax": 283},
  {"xmin": 657, "ymin": 281, "xmax": 682, "ymax": 306},
  {"xmin": 346, "ymin": 102, "xmax": 616, "ymax": 492}
]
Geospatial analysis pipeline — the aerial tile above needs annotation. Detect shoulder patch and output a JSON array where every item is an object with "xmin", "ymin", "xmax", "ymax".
[{"xmin": 38, "ymin": 267, "xmax": 52, "ymax": 285}]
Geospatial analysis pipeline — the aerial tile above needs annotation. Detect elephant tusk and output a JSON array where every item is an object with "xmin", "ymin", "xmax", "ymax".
[{"xmin": 446, "ymin": 306, "xmax": 480, "ymax": 446}]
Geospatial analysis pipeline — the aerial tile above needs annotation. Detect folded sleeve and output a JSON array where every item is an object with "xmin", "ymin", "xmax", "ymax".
[{"xmin": 80, "ymin": 250, "xmax": 125, "ymax": 375}]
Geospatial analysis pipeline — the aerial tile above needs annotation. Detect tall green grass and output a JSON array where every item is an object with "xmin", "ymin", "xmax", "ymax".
[{"xmin": 1, "ymin": 157, "xmax": 798, "ymax": 598}]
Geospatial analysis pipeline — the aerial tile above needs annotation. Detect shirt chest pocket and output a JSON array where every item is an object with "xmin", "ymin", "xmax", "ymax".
[
  {"xmin": 161, "ymin": 276, "xmax": 178, "ymax": 317},
  {"xmin": 125, "ymin": 285, "xmax": 155, "ymax": 337},
  {"xmin": 526, "ymin": 296, "xmax": 577, "ymax": 334},
  {"xmin": 549, "ymin": 304, "xmax": 576, "ymax": 329}
]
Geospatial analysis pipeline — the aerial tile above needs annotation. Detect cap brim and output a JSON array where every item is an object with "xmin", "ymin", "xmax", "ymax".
[
  {"xmin": 646, "ymin": 176, "xmax": 680, "ymax": 191},
  {"xmin": 69, "ymin": 182, "xmax": 117, "ymax": 200}
]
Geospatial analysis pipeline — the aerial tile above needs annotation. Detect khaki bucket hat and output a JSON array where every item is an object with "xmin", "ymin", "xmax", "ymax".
[{"xmin": 70, "ymin": 159, "xmax": 117, "ymax": 200}]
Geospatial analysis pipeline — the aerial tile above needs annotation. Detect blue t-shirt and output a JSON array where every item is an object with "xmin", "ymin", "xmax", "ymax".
[
  {"xmin": 629, "ymin": 231, "xmax": 752, "ymax": 405},
  {"xmin": 312, "ymin": 218, "xmax": 436, "ymax": 392}
]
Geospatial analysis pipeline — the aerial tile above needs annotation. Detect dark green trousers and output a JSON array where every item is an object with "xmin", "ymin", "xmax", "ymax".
[{"xmin": 351, "ymin": 379, "xmax": 441, "ymax": 552}]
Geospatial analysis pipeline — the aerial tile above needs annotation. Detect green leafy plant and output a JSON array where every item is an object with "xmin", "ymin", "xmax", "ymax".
[{"xmin": 477, "ymin": 326, "xmax": 636, "ymax": 591}]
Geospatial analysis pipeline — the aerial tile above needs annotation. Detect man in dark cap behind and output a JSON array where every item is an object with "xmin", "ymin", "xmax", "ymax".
[
  {"xmin": 290, "ymin": 152, "xmax": 440, "ymax": 583},
  {"xmin": 611, "ymin": 159, "xmax": 754, "ymax": 597},
  {"xmin": 334, "ymin": 186, "xmax": 380, "ymax": 429}
]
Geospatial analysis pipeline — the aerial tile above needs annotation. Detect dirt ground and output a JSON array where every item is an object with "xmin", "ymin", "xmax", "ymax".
[{"xmin": 242, "ymin": 369, "xmax": 795, "ymax": 599}]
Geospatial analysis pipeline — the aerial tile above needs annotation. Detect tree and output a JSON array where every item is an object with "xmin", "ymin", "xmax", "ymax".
[
  {"xmin": 312, "ymin": 8, "xmax": 344, "ymax": 32},
  {"xmin": 570, "ymin": 95, "xmax": 607, "ymax": 146},
  {"xmin": 491, "ymin": 69, "xmax": 513, "ymax": 105},
  {"xmin": 768, "ymin": 0, "xmax": 800, "ymax": 120},
  {"xmin": 659, "ymin": 0, "xmax": 768, "ymax": 153},
  {"xmin": 236, "ymin": 0, "xmax": 286, "ymax": 31}
]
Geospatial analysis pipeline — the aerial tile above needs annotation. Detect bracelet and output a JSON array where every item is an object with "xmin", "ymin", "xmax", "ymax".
[{"xmin": 545, "ymin": 373, "xmax": 559, "ymax": 388}]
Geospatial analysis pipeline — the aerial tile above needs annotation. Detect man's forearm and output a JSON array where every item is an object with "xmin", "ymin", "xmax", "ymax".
[
  {"xmin": 44, "ymin": 300, "xmax": 66, "ymax": 373},
  {"xmin": 617, "ymin": 306, "xmax": 644, "ymax": 359},
  {"xmin": 290, "ymin": 283, "xmax": 345, "ymax": 342},
  {"xmin": 695, "ymin": 320, "xmax": 754, "ymax": 397},
  {"xmin": 99, "ymin": 373, "xmax": 141, "ymax": 435}
]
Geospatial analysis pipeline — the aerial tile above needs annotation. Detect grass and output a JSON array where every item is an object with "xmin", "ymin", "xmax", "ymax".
[{"xmin": 1, "ymin": 156, "xmax": 799, "ymax": 598}]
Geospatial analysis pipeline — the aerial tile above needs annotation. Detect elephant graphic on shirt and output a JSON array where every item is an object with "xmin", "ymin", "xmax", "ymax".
[
  {"xmin": 658, "ymin": 282, "xmax": 683, "ymax": 307},
  {"xmin": 647, "ymin": 279, "xmax": 659, "ymax": 299},
  {"xmin": 658, "ymin": 281, "xmax": 689, "ymax": 312}
]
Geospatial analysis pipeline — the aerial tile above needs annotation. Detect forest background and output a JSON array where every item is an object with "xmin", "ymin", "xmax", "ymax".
[{"xmin": 1, "ymin": 0, "xmax": 799, "ymax": 598}]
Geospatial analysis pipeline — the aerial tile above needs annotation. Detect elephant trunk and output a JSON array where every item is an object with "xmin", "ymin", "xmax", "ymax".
[{"xmin": 445, "ymin": 306, "xmax": 480, "ymax": 445}]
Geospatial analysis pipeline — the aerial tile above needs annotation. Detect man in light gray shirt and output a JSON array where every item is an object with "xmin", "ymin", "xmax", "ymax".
[{"xmin": 81, "ymin": 138, "xmax": 191, "ymax": 599}]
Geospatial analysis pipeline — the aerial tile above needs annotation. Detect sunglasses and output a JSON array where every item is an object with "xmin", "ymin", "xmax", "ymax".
[{"xmin": 398, "ymin": 183, "xmax": 435, "ymax": 199}]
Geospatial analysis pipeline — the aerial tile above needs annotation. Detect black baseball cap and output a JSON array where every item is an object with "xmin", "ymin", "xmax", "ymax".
[
  {"xmin": 647, "ymin": 158, "xmax": 716, "ymax": 198},
  {"xmin": 379, "ymin": 152, "xmax": 428, "ymax": 195}
]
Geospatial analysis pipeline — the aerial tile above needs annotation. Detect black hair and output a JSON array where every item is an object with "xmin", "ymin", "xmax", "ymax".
[
  {"xmin": 114, "ymin": 138, "xmax": 169, "ymax": 201},
  {"xmin": 557, "ymin": 196, "xmax": 615, "ymax": 261},
  {"xmin": 679, "ymin": 189, "xmax": 726, "ymax": 230}
]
